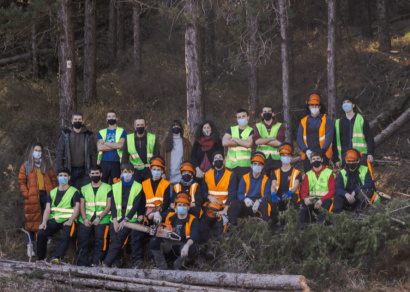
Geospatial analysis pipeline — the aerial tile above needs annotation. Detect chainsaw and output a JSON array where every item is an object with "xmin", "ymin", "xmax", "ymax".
[{"xmin": 124, "ymin": 222, "xmax": 181, "ymax": 241}]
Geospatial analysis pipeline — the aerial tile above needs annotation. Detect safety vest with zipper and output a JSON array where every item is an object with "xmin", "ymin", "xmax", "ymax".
[
  {"xmin": 226, "ymin": 125, "xmax": 253, "ymax": 168},
  {"xmin": 306, "ymin": 167, "xmax": 333, "ymax": 198},
  {"xmin": 49, "ymin": 186, "xmax": 78, "ymax": 223},
  {"xmin": 255, "ymin": 122, "xmax": 282, "ymax": 160},
  {"xmin": 97, "ymin": 127, "xmax": 125, "ymax": 165},
  {"xmin": 111, "ymin": 181, "xmax": 142, "ymax": 222},
  {"xmin": 80, "ymin": 182, "xmax": 112, "ymax": 224},
  {"xmin": 300, "ymin": 114, "xmax": 332, "ymax": 160},
  {"xmin": 127, "ymin": 132, "xmax": 156, "ymax": 170}
]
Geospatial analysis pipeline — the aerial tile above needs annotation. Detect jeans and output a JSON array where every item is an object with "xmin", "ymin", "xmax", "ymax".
[
  {"xmin": 69, "ymin": 167, "xmax": 90, "ymax": 189},
  {"xmin": 100, "ymin": 161, "xmax": 121, "ymax": 185},
  {"xmin": 26, "ymin": 232, "xmax": 36, "ymax": 244}
]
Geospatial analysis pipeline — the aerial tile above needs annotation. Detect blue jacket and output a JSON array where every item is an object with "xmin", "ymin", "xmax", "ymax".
[
  {"xmin": 201, "ymin": 167, "xmax": 237, "ymax": 205},
  {"xmin": 336, "ymin": 169, "xmax": 373, "ymax": 197},
  {"xmin": 237, "ymin": 170, "xmax": 271, "ymax": 202},
  {"xmin": 297, "ymin": 113, "xmax": 333, "ymax": 156}
]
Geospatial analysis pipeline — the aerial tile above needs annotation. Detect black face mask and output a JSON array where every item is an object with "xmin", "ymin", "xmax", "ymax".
[
  {"xmin": 136, "ymin": 127, "xmax": 145, "ymax": 134},
  {"xmin": 312, "ymin": 160, "xmax": 322, "ymax": 168},
  {"xmin": 172, "ymin": 127, "xmax": 181, "ymax": 134},
  {"xmin": 214, "ymin": 160, "xmax": 224, "ymax": 169},
  {"xmin": 347, "ymin": 163, "xmax": 359, "ymax": 172},
  {"xmin": 73, "ymin": 121, "xmax": 83, "ymax": 129},
  {"xmin": 107, "ymin": 119, "xmax": 117, "ymax": 125},
  {"xmin": 182, "ymin": 174, "xmax": 192, "ymax": 182},
  {"xmin": 263, "ymin": 113, "xmax": 272, "ymax": 121},
  {"xmin": 91, "ymin": 176, "xmax": 101, "ymax": 183}
]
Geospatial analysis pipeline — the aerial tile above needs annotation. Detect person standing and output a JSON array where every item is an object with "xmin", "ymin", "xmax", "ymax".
[
  {"xmin": 18, "ymin": 142, "xmax": 57, "ymax": 257},
  {"xmin": 297, "ymin": 93, "xmax": 333, "ymax": 172},
  {"xmin": 160, "ymin": 120, "xmax": 192, "ymax": 184},
  {"xmin": 333, "ymin": 99, "xmax": 375, "ymax": 168},
  {"xmin": 97, "ymin": 110, "xmax": 127, "ymax": 184},
  {"xmin": 122, "ymin": 118, "xmax": 160, "ymax": 183},
  {"xmin": 191, "ymin": 120, "xmax": 223, "ymax": 186},
  {"xmin": 56, "ymin": 112, "xmax": 97, "ymax": 189},
  {"xmin": 223, "ymin": 109, "xmax": 254, "ymax": 183},
  {"xmin": 253, "ymin": 105, "xmax": 286, "ymax": 179}
]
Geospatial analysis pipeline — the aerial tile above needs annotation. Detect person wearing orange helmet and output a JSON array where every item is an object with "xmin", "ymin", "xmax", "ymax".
[
  {"xmin": 150, "ymin": 192, "xmax": 199, "ymax": 270},
  {"xmin": 333, "ymin": 149, "xmax": 374, "ymax": 214},
  {"xmin": 296, "ymin": 92, "xmax": 333, "ymax": 172}
]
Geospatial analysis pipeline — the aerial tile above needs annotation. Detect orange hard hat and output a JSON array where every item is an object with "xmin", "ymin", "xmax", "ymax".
[
  {"xmin": 251, "ymin": 152, "xmax": 265, "ymax": 165},
  {"xmin": 279, "ymin": 143, "xmax": 294, "ymax": 155},
  {"xmin": 175, "ymin": 192, "xmax": 191, "ymax": 206},
  {"xmin": 345, "ymin": 149, "xmax": 360, "ymax": 162},
  {"xmin": 180, "ymin": 161, "xmax": 195, "ymax": 175},
  {"xmin": 307, "ymin": 93, "xmax": 321, "ymax": 105},
  {"xmin": 150, "ymin": 156, "xmax": 166, "ymax": 171}
]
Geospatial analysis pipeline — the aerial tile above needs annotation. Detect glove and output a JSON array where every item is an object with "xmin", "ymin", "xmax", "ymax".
[
  {"xmin": 271, "ymin": 192, "xmax": 279, "ymax": 203},
  {"xmin": 282, "ymin": 190, "xmax": 293, "ymax": 201},
  {"xmin": 252, "ymin": 199, "xmax": 260, "ymax": 213},
  {"xmin": 222, "ymin": 215, "xmax": 229, "ymax": 226},
  {"xmin": 208, "ymin": 195, "xmax": 220, "ymax": 205},
  {"xmin": 244, "ymin": 198, "xmax": 254, "ymax": 207},
  {"xmin": 306, "ymin": 149, "xmax": 312, "ymax": 160},
  {"xmin": 181, "ymin": 244, "xmax": 189, "ymax": 258},
  {"xmin": 153, "ymin": 212, "xmax": 162, "ymax": 224}
]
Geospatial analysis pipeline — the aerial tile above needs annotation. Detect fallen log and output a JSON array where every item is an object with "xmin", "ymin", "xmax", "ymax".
[
  {"xmin": 374, "ymin": 105, "xmax": 410, "ymax": 147},
  {"xmin": 0, "ymin": 53, "xmax": 31, "ymax": 66}
]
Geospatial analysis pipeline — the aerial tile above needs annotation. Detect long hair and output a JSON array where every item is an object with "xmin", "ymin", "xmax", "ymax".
[
  {"xmin": 195, "ymin": 120, "xmax": 220, "ymax": 142},
  {"xmin": 305, "ymin": 92, "xmax": 327, "ymax": 115},
  {"xmin": 27, "ymin": 142, "xmax": 50, "ymax": 175},
  {"xmin": 165, "ymin": 120, "xmax": 184, "ymax": 152}
]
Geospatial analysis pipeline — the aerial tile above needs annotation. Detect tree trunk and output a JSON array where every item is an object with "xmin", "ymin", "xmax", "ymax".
[
  {"xmin": 339, "ymin": 0, "xmax": 350, "ymax": 27},
  {"xmin": 31, "ymin": 24, "xmax": 38, "ymax": 78},
  {"xmin": 374, "ymin": 105, "xmax": 410, "ymax": 147},
  {"xmin": 327, "ymin": 0, "xmax": 337, "ymax": 121},
  {"xmin": 247, "ymin": 5, "xmax": 258, "ymax": 119},
  {"xmin": 377, "ymin": 0, "xmax": 391, "ymax": 53},
  {"xmin": 360, "ymin": 0, "xmax": 373, "ymax": 39},
  {"xmin": 204, "ymin": 6, "xmax": 216, "ymax": 81},
  {"xmin": 279, "ymin": 0, "xmax": 292, "ymax": 143},
  {"xmin": 185, "ymin": 0, "xmax": 205, "ymax": 141},
  {"xmin": 109, "ymin": 0, "xmax": 117, "ymax": 59},
  {"xmin": 133, "ymin": 4, "xmax": 142, "ymax": 73},
  {"xmin": 287, "ymin": 14, "xmax": 295, "ymax": 86},
  {"xmin": 58, "ymin": 0, "xmax": 76, "ymax": 128},
  {"xmin": 83, "ymin": 0, "xmax": 97, "ymax": 101},
  {"xmin": 117, "ymin": 0, "xmax": 125, "ymax": 51}
]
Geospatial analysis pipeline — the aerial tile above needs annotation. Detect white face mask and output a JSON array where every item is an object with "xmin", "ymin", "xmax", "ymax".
[
  {"xmin": 310, "ymin": 108, "xmax": 319, "ymax": 115},
  {"xmin": 237, "ymin": 118, "xmax": 248, "ymax": 126},
  {"xmin": 33, "ymin": 151, "xmax": 42, "ymax": 159}
]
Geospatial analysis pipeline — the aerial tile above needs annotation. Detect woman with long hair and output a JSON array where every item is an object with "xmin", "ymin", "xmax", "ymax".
[
  {"xmin": 191, "ymin": 120, "xmax": 223, "ymax": 185},
  {"xmin": 160, "ymin": 120, "xmax": 192, "ymax": 184},
  {"xmin": 18, "ymin": 142, "xmax": 57, "ymax": 257}
]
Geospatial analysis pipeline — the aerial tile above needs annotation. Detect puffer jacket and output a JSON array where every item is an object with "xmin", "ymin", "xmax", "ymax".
[{"xmin": 18, "ymin": 163, "xmax": 57, "ymax": 232}]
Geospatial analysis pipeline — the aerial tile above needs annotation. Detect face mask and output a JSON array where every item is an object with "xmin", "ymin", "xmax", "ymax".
[
  {"xmin": 182, "ymin": 174, "xmax": 192, "ymax": 183},
  {"xmin": 58, "ymin": 176, "xmax": 68, "ymax": 185},
  {"xmin": 281, "ymin": 156, "xmax": 291, "ymax": 165},
  {"xmin": 172, "ymin": 127, "xmax": 181, "ymax": 134},
  {"xmin": 252, "ymin": 165, "xmax": 262, "ymax": 173},
  {"xmin": 343, "ymin": 103, "xmax": 352, "ymax": 112},
  {"xmin": 237, "ymin": 118, "xmax": 248, "ymax": 126},
  {"xmin": 347, "ymin": 163, "xmax": 359, "ymax": 172},
  {"xmin": 312, "ymin": 160, "xmax": 321, "ymax": 168},
  {"xmin": 107, "ymin": 119, "xmax": 117, "ymax": 125},
  {"xmin": 33, "ymin": 151, "xmax": 42, "ymax": 159},
  {"xmin": 122, "ymin": 173, "xmax": 132, "ymax": 181},
  {"xmin": 203, "ymin": 129, "xmax": 211, "ymax": 137},
  {"xmin": 136, "ymin": 127, "xmax": 145, "ymax": 134},
  {"xmin": 177, "ymin": 206, "xmax": 188, "ymax": 215},
  {"xmin": 73, "ymin": 121, "xmax": 83, "ymax": 129},
  {"xmin": 310, "ymin": 108, "xmax": 319, "ymax": 116},
  {"xmin": 91, "ymin": 175, "xmax": 101, "ymax": 183},
  {"xmin": 263, "ymin": 113, "xmax": 272, "ymax": 121},
  {"xmin": 152, "ymin": 170, "xmax": 161, "ymax": 179},
  {"xmin": 214, "ymin": 160, "xmax": 224, "ymax": 169}
]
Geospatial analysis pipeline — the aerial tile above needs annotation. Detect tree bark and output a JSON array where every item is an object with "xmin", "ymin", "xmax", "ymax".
[
  {"xmin": 287, "ymin": 12, "xmax": 294, "ymax": 86},
  {"xmin": 360, "ymin": 0, "xmax": 373, "ymax": 39},
  {"xmin": 31, "ymin": 24, "xmax": 38, "ymax": 78},
  {"xmin": 204, "ymin": 6, "xmax": 216, "ymax": 81},
  {"xmin": 327, "ymin": 0, "xmax": 337, "ymax": 121},
  {"xmin": 117, "ymin": 0, "xmax": 125, "ymax": 51},
  {"xmin": 109, "ymin": 0, "xmax": 117, "ymax": 59},
  {"xmin": 83, "ymin": 0, "xmax": 97, "ymax": 101},
  {"xmin": 339, "ymin": 0, "xmax": 350, "ymax": 27},
  {"xmin": 377, "ymin": 0, "xmax": 391, "ymax": 53},
  {"xmin": 247, "ymin": 4, "xmax": 258, "ymax": 118},
  {"xmin": 374, "ymin": 105, "xmax": 410, "ymax": 147},
  {"xmin": 185, "ymin": 0, "xmax": 205, "ymax": 141},
  {"xmin": 279, "ymin": 0, "xmax": 292, "ymax": 143},
  {"xmin": 133, "ymin": 4, "xmax": 142, "ymax": 73},
  {"xmin": 58, "ymin": 0, "xmax": 76, "ymax": 128}
]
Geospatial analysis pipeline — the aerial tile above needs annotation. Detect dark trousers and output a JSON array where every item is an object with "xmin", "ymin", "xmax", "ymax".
[
  {"xmin": 229, "ymin": 199, "xmax": 270, "ymax": 225},
  {"xmin": 264, "ymin": 158, "xmax": 282, "ymax": 180},
  {"xmin": 76, "ymin": 223, "xmax": 109, "ymax": 266},
  {"xmin": 37, "ymin": 219, "xmax": 75, "ymax": 261},
  {"xmin": 100, "ymin": 161, "xmax": 121, "ymax": 185},
  {"xmin": 227, "ymin": 167, "xmax": 251, "ymax": 187},
  {"xmin": 270, "ymin": 193, "xmax": 299, "ymax": 225},
  {"xmin": 69, "ymin": 167, "xmax": 90, "ymax": 189},
  {"xmin": 340, "ymin": 153, "xmax": 368, "ymax": 168},
  {"xmin": 150, "ymin": 237, "xmax": 198, "ymax": 258},
  {"xmin": 39, "ymin": 190, "xmax": 48, "ymax": 210},
  {"xmin": 303, "ymin": 156, "xmax": 330, "ymax": 173},
  {"xmin": 297, "ymin": 198, "xmax": 333, "ymax": 224},
  {"xmin": 198, "ymin": 213, "xmax": 224, "ymax": 256},
  {"xmin": 133, "ymin": 167, "xmax": 152, "ymax": 184},
  {"xmin": 130, "ymin": 226, "xmax": 154, "ymax": 262},
  {"xmin": 332, "ymin": 190, "xmax": 373, "ymax": 214},
  {"xmin": 103, "ymin": 223, "xmax": 134, "ymax": 267}
]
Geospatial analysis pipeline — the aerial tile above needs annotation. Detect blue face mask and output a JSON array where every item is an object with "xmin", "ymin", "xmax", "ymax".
[
  {"xmin": 177, "ymin": 206, "xmax": 188, "ymax": 215},
  {"xmin": 281, "ymin": 156, "xmax": 291, "ymax": 165},
  {"xmin": 152, "ymin": 170, "xmax": 161, "ymax": 179},
  {"xmin": 343, "ymin": 103, "xmax": 352, "ymax": 112},
  {"xmin": 237, "ymin": 118, "xmax": 248, "ymax": 126},
  {"xmin": 58, "ymin": 176, "xmax": 68, "ymax": 185},
  {"xmin": 122, "ymin": 173, "xmax": 132, "ymax": 181},
  {"xmin": 252, "ymin": 165, "xmax": 262, "ymax": 173}
]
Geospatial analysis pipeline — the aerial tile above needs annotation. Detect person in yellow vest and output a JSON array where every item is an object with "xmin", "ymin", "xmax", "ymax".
[
  {"xmin": 97, "ymin": 110, "xmax": 127, "ymax": 184},
  {"xmin": 223, "ymin": 109, "xmax": 254, "ymax": 183},
  {"xmin": 102, "ymin": 163, "xmax": 143, "ymax": 268},
  {"xmin": 298, "ymin": 152, "xmax": 335, "ymax": 225},
  {"xmin": 170, "ymin": 161, "xmax": 203, "ymax": 218},
  {"xmin": 76, "ymin": 165, "xmax": 112, "ymax": 266},
  {"xmin": 131, "ymin": 156, "xmax": 171, "ymax": 266},
  {"xmin": 333, "ymin": 149, "xmax": 375, "ymax": 214},
  {"xmin": 270, "ymin": 143, "xmax": 302, "ymax": 232},
  {"xmin": 252, "ymin": 105, "xmax": 286, "ymax": 179},
  {"xmin": 332, "ymin": 99, "xmax": 375, "ymax": 168},
  {"xmin": 229, "ymin": 152, "xmax": 271, "ymax": 225},
  {"xmin": 198, "ymin": 151, "xmax": 237, "ymax": 264},
  {"xmin": 296, "ymin": 93, "xmax": 333, "ymax": 172},
  {"xmin": 122, "ymin": 118, "xmax": 160, "ymax": 183},
  {"xmin": 149, "ymin": 193, "xmax": 199, "ymax": 270},
  {"xmin": 37, "ymin": 168, "xmax": 80, "ymax": 264}
]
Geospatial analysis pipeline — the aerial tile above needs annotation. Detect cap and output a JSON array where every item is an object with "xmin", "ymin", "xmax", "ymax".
[
  {"xmin": 175, "ymin": 192, "xmax": 191, "ymax": 206},
  {"xmin": 251, "ymin": 152, "xmax": 265, "ymax": 165},
  {"xmin": 180, "ymin": 161, "xmax": 195, "ymax": 175},
  {"xmin": 150, "ymin": 155, "xmax": 166, "ymax": 171},
  {"xmin": 345, "ymin": 149, "xmax": 360, "ymax": 162},
  {"xmin": 279, "ymin": 143, "xmax": 295, "ymax": 155},
  {"xmin": 307, "ymin": 94, "xmax": 321, "ymax": 105}
]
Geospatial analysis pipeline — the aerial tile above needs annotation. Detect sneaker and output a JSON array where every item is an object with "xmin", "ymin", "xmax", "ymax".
[
  {"xmin": 27, "ymin": 244, "xmax": 35, "ymax": 257},
  {"xmin": 132, "ymin": 260, "xmax": 142, "ymax": 269},
  {"xmin": 50, "ymin": 257, "xmax": 60, "ymax": 265}
]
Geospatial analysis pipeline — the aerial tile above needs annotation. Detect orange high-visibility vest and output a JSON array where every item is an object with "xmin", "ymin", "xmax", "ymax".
[
  {"xmin": 165, "ymin": 212, "xmax": 195, "ymax": 239},
  {"xmin": 142, "ymin": 178, "xmax": 170, "ymax": 209},
  {"xmin": 300, "ymin": 114, "xmax": 332, "ymax": 160},
  {"xmin": 204, "ymin": 169, "xmax": 232, "ymax": 207},
  {"xmin": 274, "ymin": 168, "xmax": 301, "ymax": 203},
  {"xmin": 243, "ymin": 173, "xmax": 271, "ymax": 215},
  {"xmin": 173, "ymin": 183, "xmax": 198, "ymax": 204}
]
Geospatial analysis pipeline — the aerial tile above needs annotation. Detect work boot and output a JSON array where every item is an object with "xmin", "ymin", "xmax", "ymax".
[
  {"xmin": 27, "ymin": 244, "xmax": 35, "ymax": 257},
  {"xmin": 206, "ymin": 247, "xmax": 215, "ymax": 261},
  {"xmin": 196, "ymin": 254, "xmax": 206, "ymax": 265},
  {"xmin": 173, "ymin": 257, "xmax": 191, "ymax": 270},
  {"xmin": 152, "ymin": 249, "xmax": 168, "ymax": 270},
  {"xmin": 132, "ymin": 260, "xmax": 142, "ymax": 269},
  {"xmin": 50, "ymin": 257, "xmax": 60, "ymax": 265}
]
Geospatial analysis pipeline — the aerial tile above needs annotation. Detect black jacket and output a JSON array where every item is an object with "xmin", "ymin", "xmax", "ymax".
[
  {"xmin": 191, "ymin": 139, "xmax": 224, "ymax": 169},
  {"xmin": 56, "ymin": 127, "xmax": 97, "ymax": 173}
]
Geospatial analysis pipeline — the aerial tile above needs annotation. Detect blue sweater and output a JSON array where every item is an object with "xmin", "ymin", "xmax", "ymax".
[
  {"xmin": 201, "ymin": 167, "xmax": 237, "ymax": 205},
  {"xmin": 336, "ymin": 169, "xmax": 373, "ymax": 197},
  {"xmin": 237, "ymin": 170, "xmax": 271, "ymax": 202}
]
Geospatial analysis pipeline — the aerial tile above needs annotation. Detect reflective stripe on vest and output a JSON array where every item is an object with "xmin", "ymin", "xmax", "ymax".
[
  {"xmin": 127, "ymin": 132, "xmax": 156, "ymax": 170},
  {"xmin": 173, "ymin": 183, "xmax": 198, "ymax": 203},
  {"xmin": 165, "ymin": 212, "xmax": 195, "ymax": 239},
  {"xmin": 97, "ymin": 127, "xmax": 125, "ymax": 165},
  {"xmin": 300, "ymin": 115, "xmax": 333, "ymax": 160},
  {"xmin": 49, "ymin": 186, "xmax": 78, "ymax": 223},
  {"xmin": 80, "ymin": 182, "xmax": 112, "ymax": 224},
  {"xmin": 255, "ymin": 122, "xmax": 281, "ymax": 160},
  {"xmin": 204, "ymin": 169, "xmax": 232, "ymax": 207},
  {"xmin": 226, "ymin": 125, "xmax": 252, "ymax": 168},
  {"xmin": 142, "ymin": 178, "xmax": 170, "ymax": 209},
  {"xmin": 306, "ymin": 167, "xmax": 332, "ymax": 198},
  {"xmin": 111, "ymin": 181, "xmax": 142, "ymax": 223},
  {"xmin": 274, "ymin": 168, "xmax": 301, "ymax": 195}
]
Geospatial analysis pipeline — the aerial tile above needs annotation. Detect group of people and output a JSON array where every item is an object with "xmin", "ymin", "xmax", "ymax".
[{"xmin": 18, "ymin": 92, "xmax": 378, "ymax": 270}]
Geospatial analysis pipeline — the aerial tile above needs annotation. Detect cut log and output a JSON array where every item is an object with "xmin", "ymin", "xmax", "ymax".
[
  {"xmin": 0, "ymin": 53, "xmax": 31, "ymax": 66},
  {"xmin": 374, "ymin": 104, "xmax": 410, "ymax": 147}
]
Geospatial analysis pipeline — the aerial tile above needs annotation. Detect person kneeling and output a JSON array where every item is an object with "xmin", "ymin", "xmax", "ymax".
[
  {"xmin": 150, "ymin": 193, "xmax": 199, "ymax": 270},
  {"xmin": 229, "ymin": 152, "xmax": 271, "ymax": 225},
  {"xmin": 297, "ymin": 152, "xmax": 335, "ymax": 224}
]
